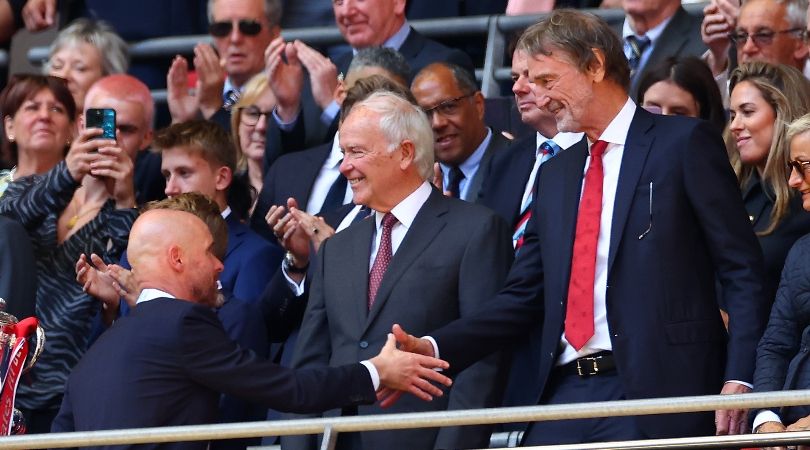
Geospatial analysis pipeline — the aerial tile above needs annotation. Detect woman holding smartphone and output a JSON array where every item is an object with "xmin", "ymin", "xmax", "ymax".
[{"xmin": 0, "ymin": 90, "xmax": 136, "ymax": 432}]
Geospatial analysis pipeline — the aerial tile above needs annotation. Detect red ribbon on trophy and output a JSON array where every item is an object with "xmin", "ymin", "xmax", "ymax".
[{"xmin": 0, "ymin": 317, "xmax": 38, "ymax": 435}]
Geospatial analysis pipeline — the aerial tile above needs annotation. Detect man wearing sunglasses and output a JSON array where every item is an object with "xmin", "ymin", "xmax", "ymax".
[
  {"xmin": 702, "ymin": 0, "xmax": 808, "ymax": 98},
  {"xmin": 167, "ymin": 0, "xmax": 279, "ymax": 127}
]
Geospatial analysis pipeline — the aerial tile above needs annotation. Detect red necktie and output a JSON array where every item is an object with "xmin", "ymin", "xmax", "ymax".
[
  {"xmin": 368, "ymin": 213, "xmax": 398, "ymax": 309},
  {"xmin": 564, "ymin": 140, "xmax": 608, "ymax": 350}
]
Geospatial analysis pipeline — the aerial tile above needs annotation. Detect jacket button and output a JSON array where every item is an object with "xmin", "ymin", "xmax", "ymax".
[{"xmin": 359, "ymin": 341, "xmax": 369, "ymax": 349}]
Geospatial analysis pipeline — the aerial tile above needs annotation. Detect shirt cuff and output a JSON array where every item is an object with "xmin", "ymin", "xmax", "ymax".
[
  {"xmin": 320, "ymin": 101, "xmax": 340, "ymax": 126},
  {"xmin": 272, "ymin": 107, "xmax": 297, "ymax": 131},
  {"xmin": 360, "ymin": 360, "xmax": 380, "ymax": 390},
  {"xmin": 424, "ymin": 336, "xmax": 439, "ymax": 359},
  {"xmin": 753, "ymin": 410, "xmax": 782, "ymax": 431},
  {"xmin": 282, "ymin": 265, "xmax": 306, "ymax": 296},
  {"xmin": 726, "ymin": 380, "xmax": 753, "ymax": 389}
]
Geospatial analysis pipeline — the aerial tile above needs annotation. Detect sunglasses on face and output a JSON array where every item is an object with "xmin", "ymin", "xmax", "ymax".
[
  {"xmin": 787, "ymin": 160, "xmax": 810, "ymax": 179},
  {"xmin": 209, "ymin": 19, "xmax": 263, "ymax": 37}
]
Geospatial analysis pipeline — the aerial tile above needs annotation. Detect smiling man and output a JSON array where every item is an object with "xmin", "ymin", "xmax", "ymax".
[
  {"xmin": 393, "ymin": 9, "xmax": 769, "ymax": 446},
  {"xmin": 282, "ymin": 91, "xmax": 512, "ymax": 450},
  {"xmin": 411, "ymin": 62, "xmax": 509, "ymax": 202}
]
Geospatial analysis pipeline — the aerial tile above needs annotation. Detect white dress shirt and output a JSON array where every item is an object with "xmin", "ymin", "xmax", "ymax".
[{"xmin": 305, "ymin": 132, "xmax": 352, "ymax": 214}]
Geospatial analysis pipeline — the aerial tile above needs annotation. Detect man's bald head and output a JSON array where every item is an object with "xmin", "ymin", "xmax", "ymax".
[{"xmin": 128, "ymin": 209, "xmax": 222, "ymax": 305}]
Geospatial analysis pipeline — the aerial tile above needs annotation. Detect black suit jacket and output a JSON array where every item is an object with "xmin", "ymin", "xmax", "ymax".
[
  {"xmin": 51, "ymin": 297, "xmax": 376, "ymax": 449},
  {"xmin": 478, "ymin": 133, "xmax": 538, "ymax": 227},
  {"xmin": 431, "ymin": 108, "xmax": 769, "ymax": 439}
]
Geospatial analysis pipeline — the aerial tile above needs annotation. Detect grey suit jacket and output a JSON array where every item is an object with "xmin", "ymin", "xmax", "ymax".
[
  {"xmin": 627, "ymin": 7, "xmax": 707, "ymax": 97},
  {"xmin": 284, "ymin": 188, "xmax": 513, "ymax": 450},
  {"xmin": 465, "ymin": 130, "xmax": 511, "ymax": 204}
]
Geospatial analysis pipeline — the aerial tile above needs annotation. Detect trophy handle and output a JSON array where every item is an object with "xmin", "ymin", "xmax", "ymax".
[{"xmin": 22, "ymin": 325, "xmax": 45, "ymax": 373}]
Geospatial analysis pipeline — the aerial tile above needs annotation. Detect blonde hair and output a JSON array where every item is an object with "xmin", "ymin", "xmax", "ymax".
[
  {"xmin": 726, "ymin": 61, "xmax": 810, "ymax": 235},
  {"xmin": 229, "ymin": 72, "xmax": 273, "ymax": 172}
]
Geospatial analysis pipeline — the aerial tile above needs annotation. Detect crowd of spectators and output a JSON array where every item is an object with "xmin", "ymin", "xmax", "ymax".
[{"xmin": 2, "ymin": 0, "xmax": 810, "ymax": 448}]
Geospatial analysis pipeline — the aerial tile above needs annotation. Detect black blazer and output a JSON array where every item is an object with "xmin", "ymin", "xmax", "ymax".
[
  {"xmin": 431, "ymin": 109, "xmax": 769, "ymax": 440},
  {"xmin": 51, "ymin": 297, "xmax": 376, "ymax": 449},
  {"xmin": 0, "ymin": 215, "xmax": 37, "ymax": 319}
]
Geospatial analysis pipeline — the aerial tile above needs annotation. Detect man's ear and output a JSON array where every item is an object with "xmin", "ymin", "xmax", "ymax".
[
  {"xmin": 168, "ymin": 244, "xmax": 184, "ymax": 272},
  {"xmin": 588, "ymin": 48, "xmax": 607, "ymax": 83},
  {"xmin": 398, "ymin": 140, "xmax": 415, "ymax": 170},
  {"xmin": 214, "ymin": 165, "xmax": 233, "ymax": 192}
]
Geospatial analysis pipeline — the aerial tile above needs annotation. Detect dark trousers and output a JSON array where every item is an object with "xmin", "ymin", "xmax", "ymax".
[{"xmin": 523, "ymin": 369, "xmax": 645, "ymax": 446}]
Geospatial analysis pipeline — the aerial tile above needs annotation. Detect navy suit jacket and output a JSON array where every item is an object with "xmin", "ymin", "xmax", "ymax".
[
  {"xmin": 52, "ymin": 297, "xmax": 376, "ymax": 450},
  {"xmin": 251, "ymin": 142, "xmax": 333, "ymax": 242},
  {"xmin": 431, "ymin": 108, "xmax": 769, "ymax": 439},
  {"xmin": 478, "ymin": 133, "xmax": 538, "ymax": 227},
  {"xmin": 222, "ymin": 214, "xmax": 283, "ymax": 304}
]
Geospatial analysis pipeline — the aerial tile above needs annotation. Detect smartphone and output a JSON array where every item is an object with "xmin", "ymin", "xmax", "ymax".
[{"xmin": 85, "ymin": 108, "xmax": 116, "ymax": 140}]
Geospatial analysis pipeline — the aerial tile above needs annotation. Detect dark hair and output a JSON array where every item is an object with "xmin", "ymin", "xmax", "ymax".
[
  {"xmin": 413, "ymin": 62, "xmax": 479, "ymax": 95},
  {"xmin": 0, "ymin": 74, "xmax": 76, "ymax": 166},
  {"xmin": 153, "ymin": 120, "xmax": 255, "ymax": 220},
  {"xmin": 637, "ymin": 56, "xmax": 726, "ymax": 132},
  {"xmin": 340, "ymin": 74, "xmax": 417, "ymax": 123},
  {"xmin": 517, "ymin": 9, "xmax": 630, "ymax": 92},
  {"xmin": 143, "ymin": 192, "xmax": 228, "ymax": 260}
]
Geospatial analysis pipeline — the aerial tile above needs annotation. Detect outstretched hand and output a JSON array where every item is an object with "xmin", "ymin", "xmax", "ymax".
[
  {"xmin": 392, "ymin": 323, "xmax": 435, "ymax": 357},
  {"xmin": 369, "ymin": 334, "xmax": 450, "ymax": 407}
]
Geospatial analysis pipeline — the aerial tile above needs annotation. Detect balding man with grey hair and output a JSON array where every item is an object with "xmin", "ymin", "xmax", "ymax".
[{"xmin": 283, "ymin": 91, "xmax": 513, "ymax": 450}]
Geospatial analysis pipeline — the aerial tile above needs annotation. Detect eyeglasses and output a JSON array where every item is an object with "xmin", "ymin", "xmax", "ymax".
[
  {"xmin": 728, "ymin": 28, "xmax": 805, "ymax": 46},
  {"xmin": 787, "ymin": 159, "xmax": 810, "ymax": 178},
  {"xmin": 423, "ymin": 93, "xmax": 475, "ymax": 119},
  {"xmin": 209, "ymin": 19, "xmax": 263, "ymax": 37},
  {"xmin": 239, "ymin": 105, "xmax": 273, "ymax": 126}
]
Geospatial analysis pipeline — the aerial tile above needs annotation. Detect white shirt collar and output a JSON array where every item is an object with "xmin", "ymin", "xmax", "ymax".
[
  {"xmin": 536, "ymin": 131, "xmax": 585, "ymax": 151},
  {"xmin": 622, "ymin": 13, "xmax": 673, "ymax": 44},
  {"xmin": 136, "ymin": 288, "xmax": 175, "ymax": 304},
  {"xmin": 375, "ymin": 181, "xmax": 432, "ymax": 230},
  {"xmin": 221, "ymin": 206, "xmax": 232, "ymax": 219},
  {"xmin": 327, "ymin": 132, "xmax": 343, "ymax": 168},
  {"xmin": 595, "ymin": 97, "xmax": 636, "ymax": 149}
]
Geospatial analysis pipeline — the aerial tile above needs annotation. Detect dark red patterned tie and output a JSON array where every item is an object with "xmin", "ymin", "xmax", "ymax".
[
  {"xmin": 564, "ymin": 140, "xmax": 608, "ymax": 350},
  {"xmin": 368, "ymin": 213, "xmax": 398, "ymax": 309}
]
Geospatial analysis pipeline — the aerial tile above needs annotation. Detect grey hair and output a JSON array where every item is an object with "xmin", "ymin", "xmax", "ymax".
[
  {"xmin": 353, "ymin": 91, "xmax": 435, "ymax": 181},
  {"xmin": 44, "ymin": 18, "xmax": 129, "ymax": 75},
  {"xmin": 207, "ymin": 0, "xmax": 282, "ymax": 28},
  {"xmin": 347, "ymin": 47, "xmax": 411, "ymax": 84},
  {"xmin": 741, "ymin": 0, "xmax": 808, "ymax": 31}
]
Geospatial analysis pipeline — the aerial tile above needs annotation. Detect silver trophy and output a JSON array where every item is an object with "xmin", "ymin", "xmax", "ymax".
[{"xmin": 0, "ymin": 298, "xmax": 45, "ymax": 435}]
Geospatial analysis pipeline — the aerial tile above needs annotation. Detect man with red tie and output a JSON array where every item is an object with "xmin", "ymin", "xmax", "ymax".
[{"xmin": 393, "ymin": 9, "xmax": 769, "ymax": 446}]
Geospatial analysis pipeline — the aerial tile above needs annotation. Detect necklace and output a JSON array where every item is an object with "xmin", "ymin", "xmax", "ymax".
[{"xmin": 66, "ymin": 204, "xmax": 102, "ymax": 230}]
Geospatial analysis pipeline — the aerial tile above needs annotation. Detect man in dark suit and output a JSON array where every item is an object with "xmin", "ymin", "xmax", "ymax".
[
  {"xmin": 393, "ymin": 10, "xmax": 769, "ymax": 446},
  {"xmin": 619, "ymin": 0, "xmax": 706, "ymax": 96},
  {"xmin": 411, "ymin": 62, "xmax": 509, "ymax": 203},
  {"xmin": 282, "ymin": 91, "xmax": 513, "ymax": 450},
  {"xmin": 265, "ymin": 0, "xmax": 475, "ymax": 157},
  {"xmin": 52, "ymin": 208, "xmax": 451, "ymax": 448}
]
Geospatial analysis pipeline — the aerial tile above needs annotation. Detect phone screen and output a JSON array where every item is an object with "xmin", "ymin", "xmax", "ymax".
[{"xmin": 85, "ymin": 108, "xmax": 116, "ymax": 140}]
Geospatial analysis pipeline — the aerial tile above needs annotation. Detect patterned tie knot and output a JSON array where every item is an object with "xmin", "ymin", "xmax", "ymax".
[
  {"xmin": 381, "ymin": 212, "xmax": 398, "ymax": 231},
  {"xmin": 539, "ymin": 140, "xmax": 560, "ymax": 156},
  {"xmin": 590, "ymin": 140, "xmax": 608, "ymax": 159},
  {"xmin": 223, "ymin": 89, "xmax": 240, "ymax": 111},
  {"xmin": 626, "ymin": 35, "xmax": 651, "ymax": 58}
]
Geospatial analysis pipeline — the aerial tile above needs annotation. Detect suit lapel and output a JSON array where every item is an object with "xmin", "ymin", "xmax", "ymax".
[
  {"xmin": 397, "ymin": 27, "xmax": 425, "ymax": 61},
  {"xmin": 297, "ymin": 143, "xmax": 333, "ymax": 207},
  {"xmin": 467, "ymin": 132, "xmax": 508, "ymax": 203},
  {"xmin": 363, "ymin": 190, "xmax": 447, "ymax": 333},
  {"xmin": 224, "ymin": 214, "xmax": 244, "ymax": 259},
  {"xmin": 349, "ymin": 217, "xmax": 376, "ymax": 324},
  {"xmin": 607, "ymin": 108, "xmax": 654, "ymax": 273},
  {"xmin": 558, "ymin": 139, "xmax": 589, "ymax": 292}
]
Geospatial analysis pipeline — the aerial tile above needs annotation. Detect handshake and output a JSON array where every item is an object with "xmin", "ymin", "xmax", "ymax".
[{"xmin": 369, "ymin": 324, "xmax": 444, "ymax": 407}]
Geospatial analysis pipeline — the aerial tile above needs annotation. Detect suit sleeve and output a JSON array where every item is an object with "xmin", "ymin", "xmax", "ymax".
[
  {"xmin": 681, "ymin": 121, "xmax": 769, "ymax": 382},
  {"xmin": 230, "ymin": 237, "xmax": 284, "ymax": 304},
  {"xmin": 281, "ymin": 242, "xmax": 333, "ymax": 450},
  {"xmin": 180, "ymin": 305, "xmax": 375, "ymax": 414},
  {"xmin": 51, "ymin": 382, "xmax": 75, "ymax": 434},
  {"xmin": 434, "ymin": 212, "xmax": 513, "ymax": 449},
  {"xmin": 260, "ymin": 266, "xmax": 311, "ymax": 342}
]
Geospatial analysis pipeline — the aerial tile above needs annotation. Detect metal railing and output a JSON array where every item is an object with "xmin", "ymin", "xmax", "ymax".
[
  {"xmin": 23, "ymin": 4, "xmax": 708, "ymax": 99},
  {"xmin": 1, "ymin": 390, "xmax": 810, "ymax": 449}
]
